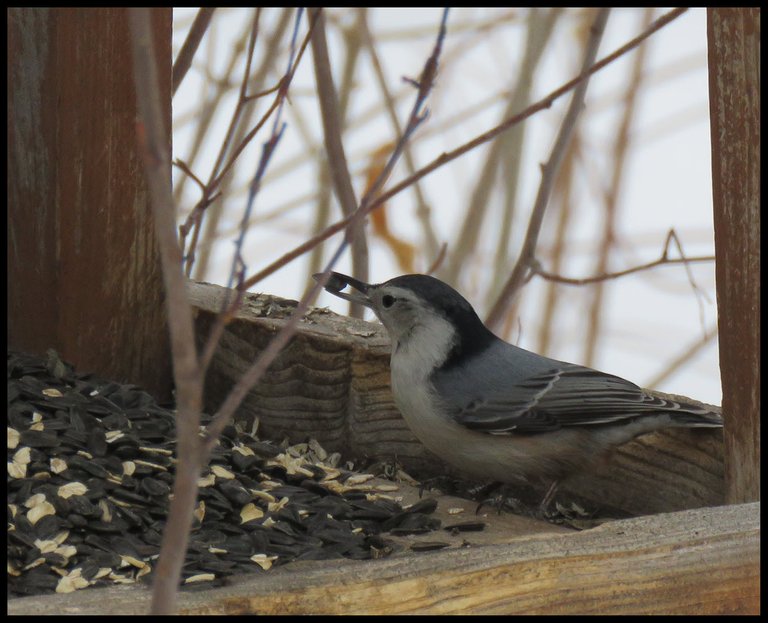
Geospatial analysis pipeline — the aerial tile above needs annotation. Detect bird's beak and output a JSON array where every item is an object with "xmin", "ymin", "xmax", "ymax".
[{"xmin": 313, "ymin": 271, "xmax": 373, "ymax": 307}]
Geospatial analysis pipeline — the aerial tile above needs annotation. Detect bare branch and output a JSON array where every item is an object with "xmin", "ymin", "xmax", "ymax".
[
  {"xmin": 203, "ymin": 7, "xmax": 451, "ymax": 480},
  {"xmin": 378, "ymin": 8, "xmax": 688, "ymax": 216},
  {"xmin": 485, "ymin": 8, "xmax": 610, "ymax": 329},
  {"xmin": 426, "ymin": 242, "xmax": 448, "ymax": 275},
  {"xmin": 193, "ymin": 10, "xmax": 294, "ymax": 280},
  {"xmin": 359, "ymin": 10, "xmax": 440, "ymax": 263},
  {"xmin": 128, "ymin": 13, "xmax": 202, "ymax": 419},
  {"xmin": 306, "ymin": 13, "xmax": 364, "ymax": 281},
  {"xmin": 178, "ymin": 10, "xmax": 263, "ymax": 275},
  {"xmin": 172, "ymin": 14, "xmax": 253, "ymax": 210},
  {"xmin": 172, "ymin": 8, "xmax": 215, "ymax": 96},
  {"xmin": 662, "ymin": 228, "xmax": 713, "ymax": 307},
  {"xmin": 197, "ymin": 10, "xmax": 306, "ymax": 379},
  {"xmin": 488, "ymin": 8, "xmax": 562, "ymax": 302},
  {"xmin": 209, "ymin": 12, "xmax": 318, "ymax": 192},
  {"xmin": 445, "ymin": 8, "xmax": 561, "ymax": 284},
  {"xmin": 128, "ymin": 8, "xmax": 203, "ymax": 614},
  {"xmin": 583, "ymin": 8, "xmax": 653, "ymax": 366},
  {"xmin": 227, "ymin": 9, "xmax": 303, "ymax": 288},
  {"xmin": 532, "ymin": 253, "xmax": 716, "ymax": 285},
  {"xmin": 178, "ymin": 9, "xmax": 315, "ymax": 247},
  {"xmin": 645, "ymin": 324, "xmax": 718, "ymax": 389},
  {"xmin": 239, "ymin": 8, "xmax": 688, "ymax": 291},
  {"xmin": 172, "ymin": 157, "xmax": 207, "ymax": 193},
  {"xmin": 530, "ymin": 229, "xmax": 716, "ymax": 323},
  {"xmin": 309, "ymin": 7, "xmax": 369, "ymax": 318},
  {"xmin": 339, "ymin": 7, "xmax": 449, "ymax": 253}
]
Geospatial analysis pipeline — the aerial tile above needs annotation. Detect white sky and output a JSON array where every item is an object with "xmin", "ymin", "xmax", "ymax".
[{"xmin": 173, "ymin": 8, "xmax": 720, "ymax": 405}]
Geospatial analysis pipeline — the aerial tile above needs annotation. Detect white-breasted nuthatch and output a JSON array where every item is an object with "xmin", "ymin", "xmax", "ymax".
[{"xmin": 315, "ymin": 272, "xmax": 723, "ymax": 499}]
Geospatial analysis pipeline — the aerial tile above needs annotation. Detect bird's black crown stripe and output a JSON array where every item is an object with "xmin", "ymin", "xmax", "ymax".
[{"xmin": 385, "ymin": 275, "xmax": 497, "ymax": 370}]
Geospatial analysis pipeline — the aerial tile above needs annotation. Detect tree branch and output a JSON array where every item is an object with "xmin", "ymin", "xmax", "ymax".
[
  {"xmin": 171, "ymin": 8, "xmax": 215, "ymax": 96},
  {"xmin": 309, "ymin": 7, "xmax": 369, "ymax": 318},
  {"xmin": 531, "ymin": 253, "xmax": 716, "ymax": 286},
  {"xmin": 485, "ymin": 8, "xmax": 610, "ymax": 329},
  {"xmin": 239, "ymin": 8, "xmax": 689, "ymax": 291},
  {"xmin": 128, "ymin": 8, "xmax": 203, "ymax": 614}
]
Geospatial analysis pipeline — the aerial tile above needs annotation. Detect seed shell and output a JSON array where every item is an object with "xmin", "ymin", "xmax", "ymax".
[{"xmin": 7, "ymin": 349, "xmax": 442, "ymax": 598}]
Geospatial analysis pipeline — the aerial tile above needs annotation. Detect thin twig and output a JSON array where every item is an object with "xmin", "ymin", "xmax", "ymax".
[
  {"xmin": 173, "ymin": 15, "xmax": 252, "ymax": 209},
  {"xmin": 664, "ymin": 228, "xmax": 712, "ymax": 334},
  {"xmin": 663, "ymin": 228, "xmax": 713, "ymax": 308},
  {"xmin": 226, "ymin": 9, "xmax": 303, "ymax": 291},
  {"xmin": 644, "ymin": 323, "xmax": 718, "ymax": 389},
  {"xmin": 203, "ymin": 8, "xmax": 451, "ymax": 459},
  {"xmin": 342, "ymin": 8, "xmax": 448, "ymax": 227},
  {"xmin": 306, "ymin": 13, "xmax": 363, "ymax": 282},
  {"xmin": 177, "ymin": 14, "xmax": 259, "ymax": 274},
  {"xmin": 532, "ymin": 252, "xmax": 716, "ymax": 285},
  {"xmin": 446, "ymin": 8, "xmax": 561, "ymax": 285},
  {"xmin": 378, "ymin": 8, "xmax": 687, "ymax": 221},
  {"xmin": 172, "ymin": 8, "xmax": 216, "ymax": 96},
  {"xmin": 315, "ymin": 7, "xmax": 449, "ymax": 286},
  {"xmin": 181, "ymin": 9, "xmax": 262, "ymax": 277},
  {"xmin": 178, "ymin": 9, "xmax": 315, "ymax": 245},
  {"xmin": 173, "ymin": 158, "xmax": 209, "ymax": 194},
  {"xmin": 193, "ymin": 9, "xmax": 294, "ymax": 280},
  {"xmin": 208, "ymin": 13, "xmax": 318, "ymax": 192},
  {"xmin": 241, "ymin": 8, "xmax": 684, "ymax": 292},
  {"xmin": 128, "ymin": 9, "xmax": 203, "ymax": 615},
  {"xmin": 485, "ymin": 8, "xmax": 610, "ymax": 329},
  {"xmin": 584, "ymin": 7, "xmax": 652, "ymax": 366},
  {"xmin": 309, "ymin": 7, "xmax": 369, "ymax": 318},
  {"xmin": 488, "ymin": 8, "xmax": 562, "ymax": 304},
  {"xmin": 359, "ymin": 9, "xmax": 440, "ymax": 263},
  {"xmin": 198, "ymin": 10, "xmax": 305, "ymax": 378}
]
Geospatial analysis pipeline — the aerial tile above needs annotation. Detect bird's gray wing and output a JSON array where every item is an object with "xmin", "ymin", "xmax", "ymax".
[{"xmin": 448, "ymin": 366, "xmax": 694, "ymax": 435}]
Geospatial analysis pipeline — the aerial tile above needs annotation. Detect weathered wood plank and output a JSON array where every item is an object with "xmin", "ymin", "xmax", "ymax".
[
  {"xmin": 707, "ymin": 7, "xmax": 761, "ymax": 504},
  {"xmin": 7, "ymin": 8, "xmax": 173, "ymax": 400},
  {"xmin": 7, "ymin": 502, "xmax": 759, "ymax": 615}
]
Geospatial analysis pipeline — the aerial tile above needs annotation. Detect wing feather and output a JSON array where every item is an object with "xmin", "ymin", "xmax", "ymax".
[{"xmin": 450, "ymin": 366, "xmax": 689, "ymax": 435}]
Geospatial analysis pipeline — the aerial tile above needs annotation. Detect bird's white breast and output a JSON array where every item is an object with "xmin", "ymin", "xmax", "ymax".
[
  {"xmin": 388, "ymin": 312, "xmax": 457, "ymax": 442},
  {"xmin": 386, "ymin": 314, "xmax": 592, "ymax": 483}
]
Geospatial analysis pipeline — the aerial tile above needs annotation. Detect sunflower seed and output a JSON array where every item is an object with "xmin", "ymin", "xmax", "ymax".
[
  {"xmin": 410, "ymin": 541, "xmax": 450, "ymax": 552},
  {"xmin": 443, "ymin": 521, "xmax": 486, "ymax": 532},
  {"xmin": 8, "ymin": 349, "xmax": 441, "ymax": 598}
]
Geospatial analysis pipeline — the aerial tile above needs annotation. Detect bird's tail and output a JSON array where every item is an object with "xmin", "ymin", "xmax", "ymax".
[{"xmin": 644, "ymin": 389, "xmax": 723, "ymax": 428}]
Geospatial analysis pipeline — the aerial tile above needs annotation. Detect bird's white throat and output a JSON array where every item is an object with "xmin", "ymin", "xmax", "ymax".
[{"xmin": 388, "ymin": 311, "xmax": 457, "ymax": 381}]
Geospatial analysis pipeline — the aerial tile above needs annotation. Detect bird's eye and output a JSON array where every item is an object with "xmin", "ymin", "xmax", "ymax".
[{"xmin": 382, "ymin": 294, "xmax": 396, "ymax": 308}]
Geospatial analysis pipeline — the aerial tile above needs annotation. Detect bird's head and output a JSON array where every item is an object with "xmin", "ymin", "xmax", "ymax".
[{"xmin": 315, "ymin": 272, "xmax": 497, "ymax": 370}]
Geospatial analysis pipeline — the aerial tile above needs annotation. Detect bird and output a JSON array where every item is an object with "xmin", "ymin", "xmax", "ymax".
[{"xmin": 314, "ymin": 271, "xmax": 723, "ymax": 508}]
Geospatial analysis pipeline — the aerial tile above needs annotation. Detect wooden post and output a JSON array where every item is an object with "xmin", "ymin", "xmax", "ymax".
[
  {"xmin": 8, "ymin": 8, "xmax": 173, "ymax": 399},
  {"xmin": 706, "ymin": 8, "xmax": 760, "ymax": 504}
]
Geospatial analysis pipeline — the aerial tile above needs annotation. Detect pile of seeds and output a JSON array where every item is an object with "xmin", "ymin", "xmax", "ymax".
[{"xmin": 7, "ymin": 350, "xmax": 442, "ymax": 597}]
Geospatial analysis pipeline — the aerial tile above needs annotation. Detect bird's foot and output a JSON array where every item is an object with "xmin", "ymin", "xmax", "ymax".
[
  {"xmin": 415, "ymin": 475, "xmax": 459, "ymax": 498},
  {"xmin": 472, "ymin": 482, "xmax": 527, "ymax": 515}
]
